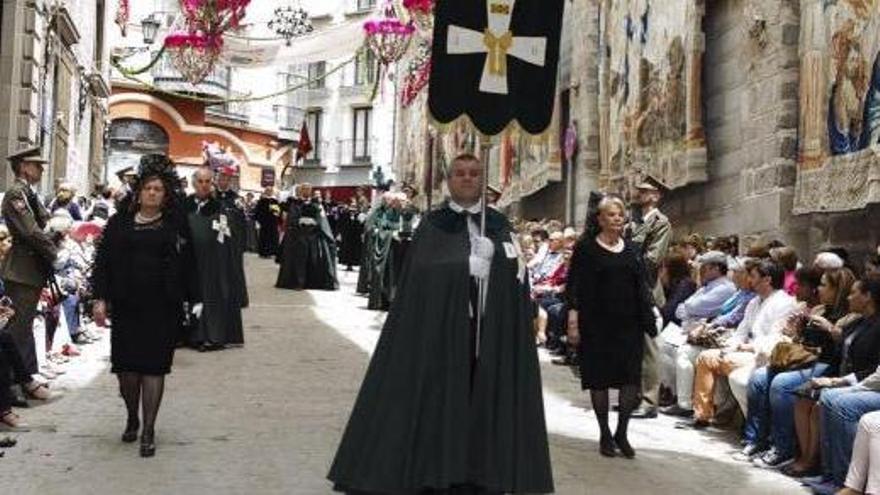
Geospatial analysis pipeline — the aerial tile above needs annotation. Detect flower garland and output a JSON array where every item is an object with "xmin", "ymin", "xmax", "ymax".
[
  {"xmin": 402, "ymin": 0, "xmax": 434, "ymax": 33},
  {"xmin": 115, "ymin": 0, "xmax": 130, "ymax": 36}
]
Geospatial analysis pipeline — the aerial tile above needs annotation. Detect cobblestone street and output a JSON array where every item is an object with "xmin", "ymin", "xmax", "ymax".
[{"xmin": 2, "ymin": 256, "xmax": 809, "ymax": 494}]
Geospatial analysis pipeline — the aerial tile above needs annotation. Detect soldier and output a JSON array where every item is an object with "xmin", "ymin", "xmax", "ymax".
[
  {"xmin": 628, "ymin": 176, "xmax": 672, "ymax": 419},
  {"xmin": 1, "ymin": 147, "xmax": 59, "ymax": 382}
]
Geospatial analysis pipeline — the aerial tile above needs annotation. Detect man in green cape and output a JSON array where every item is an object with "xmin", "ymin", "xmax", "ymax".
[{"xmin": 328, "ymin": 154, "xmax": 554, "ymax": 494}]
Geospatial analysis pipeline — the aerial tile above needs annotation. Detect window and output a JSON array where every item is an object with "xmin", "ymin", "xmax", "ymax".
[
  {"xmin": 352, "ymin": 107, "xmax": 372, "ymax": 161},
  {"xmin": 357, "ymin": 0, "xmax": 376, "ymax": 10},
  {"xmin": 307, "ymin": 62, "xmax": 326, "ymax": 89},
  {"xmin": 354, "ymin": 49, "xmax": 377, "ymax": 86},
  {"xmin": 306, "ymin": 110, "xmax": 322, "ymax": 161}
]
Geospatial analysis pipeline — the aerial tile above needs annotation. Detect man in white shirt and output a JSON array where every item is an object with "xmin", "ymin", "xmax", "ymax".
[
  {"xmin": 682, "ymin": 260, "xmax": 797, "ymax": 428},
  {"xmin": 660, "ymin": 251, "xmax": 737, "ymax": 417}
]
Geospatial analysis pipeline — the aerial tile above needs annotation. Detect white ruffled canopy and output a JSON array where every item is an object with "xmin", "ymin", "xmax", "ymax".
[{"xmin": 220, "ymin": 19, "xmax": 367, "ymax": 68}]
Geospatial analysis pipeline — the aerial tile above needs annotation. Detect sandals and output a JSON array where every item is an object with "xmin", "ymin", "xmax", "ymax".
[
  {"xmin": 0, "ymin": 410, "xmax": 28, "ymax": 430},
  {"xmin": 25, "ymin": 382, "xmax": 51, "ymax": 401}
]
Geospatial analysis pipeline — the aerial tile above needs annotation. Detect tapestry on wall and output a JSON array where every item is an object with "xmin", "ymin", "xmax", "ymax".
[
  {"xmin": 597, "ymin": 0, "xmax": 707, "ymax": 192},
  {"xmin": 796, "ymin": 0, "xmax": 880, "ymax": 213}
]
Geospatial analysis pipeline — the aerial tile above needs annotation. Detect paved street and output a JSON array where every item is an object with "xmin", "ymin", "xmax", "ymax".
[{"xmin": 2, "ymin": 255, "xmax": 809, "ymax": 494}]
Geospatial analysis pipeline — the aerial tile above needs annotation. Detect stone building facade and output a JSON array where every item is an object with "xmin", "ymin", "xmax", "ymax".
[
  {"xmin": 0, "ymin": 0, "xmax": 112, "ymax": 194},
  {"xmin": 393, "ymin": 0, "xmax": 879, "ymax": 264},
  {"xmin": 576, "ymin": 0, "xmax": 878, "ymax": 263}
]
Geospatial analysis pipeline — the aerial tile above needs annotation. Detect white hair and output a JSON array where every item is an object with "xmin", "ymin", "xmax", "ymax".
[{"xmin": 814, "ymin": 252, "xmax": 845, "ymax": 270}]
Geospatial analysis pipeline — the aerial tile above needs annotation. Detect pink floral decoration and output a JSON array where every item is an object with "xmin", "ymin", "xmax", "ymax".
[{"xmin": 402, "ymin": 0, "xmax": 434, "ymax": 14}]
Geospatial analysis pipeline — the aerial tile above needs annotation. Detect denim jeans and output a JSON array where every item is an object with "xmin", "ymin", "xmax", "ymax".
[
  {"xmin": 820, "ymin": 386, "xmax": 880, "ymax": 486},
  {"xmin": 61, "ymin": 295, "xmax": 80, "ymax": 337},
  {"xmin": 743, "ymin": 363, "xmax": 830, "ymax": 456}
]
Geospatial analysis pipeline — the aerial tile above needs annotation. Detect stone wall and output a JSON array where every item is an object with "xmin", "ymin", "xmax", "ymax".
[
  {"xmin": 659, "ymin": 0, "xmax": 803, "ymax": 250},
  {"xmin": 565, "ymin": 0, "xmax": 601, "ymax": 227}
]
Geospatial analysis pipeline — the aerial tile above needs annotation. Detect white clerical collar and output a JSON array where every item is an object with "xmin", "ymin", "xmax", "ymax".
[{"xmin": 448, "ymin": 200, "xmax": 483, "ymax": 215}]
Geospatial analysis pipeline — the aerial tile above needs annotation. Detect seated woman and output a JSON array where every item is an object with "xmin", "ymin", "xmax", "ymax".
[
  {"xmin": 659, "ymin": 253, "xmax": 698, "ymax": 328},
  {"xmin": 742, "ymin": 266, "xmax": 854, "ymax": 467},
  {"xmin": 788, "ymin": 275, "xmax": 880, "ymax": 480},
  {"xmin": 838, "ymin": 407, "xmax": 880, "ymax": 495}
]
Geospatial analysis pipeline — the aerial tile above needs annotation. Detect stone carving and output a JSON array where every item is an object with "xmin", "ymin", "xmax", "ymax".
[
  {"xmin": 598, "ymin": 0, "xmax": 707, "ymax": 191},
  {"xmin": 796, "ymin": 0, "xmax": 880, "ymax": 212}
]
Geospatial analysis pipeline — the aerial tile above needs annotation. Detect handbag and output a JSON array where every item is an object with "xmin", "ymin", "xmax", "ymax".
[
  {"xmin": 769, "ymin": 341, "xmax": 820, "ymax": 372},
  {"xmin": 686, "ymin": 324, "xmax": 730, "ymax": 349}
]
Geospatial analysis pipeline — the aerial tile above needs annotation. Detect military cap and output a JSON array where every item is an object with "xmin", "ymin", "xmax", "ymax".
[
  {"xmin": 635, "ymin": 175, "xmax": 668, "ymax": 193},
  {"xmin": 8, "ymin": 146, "xmax": 47, "ymax": 170}
]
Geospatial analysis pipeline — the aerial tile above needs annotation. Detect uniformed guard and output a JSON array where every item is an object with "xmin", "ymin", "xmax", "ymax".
[
  {"xmin": 1, "ymin": 146, "xmax": 58, "ymax": 380},
  {"xmin": 627, "ymin": 175, "xmax": 672, "ymax": 419}
]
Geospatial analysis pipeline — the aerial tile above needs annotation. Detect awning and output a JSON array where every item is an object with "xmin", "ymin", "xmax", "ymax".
[{"xmin": 220, "ymin": 18, "xmax": 368, "ymax": 68}]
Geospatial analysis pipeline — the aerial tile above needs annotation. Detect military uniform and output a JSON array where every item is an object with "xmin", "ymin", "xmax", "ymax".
[
  {"xmin": 628, "ymin": 181, "xmax": 672, "ymax": 416},
  {"xmin": 1, "ymin": 148, "xmax": 57, "ymax": 376}
]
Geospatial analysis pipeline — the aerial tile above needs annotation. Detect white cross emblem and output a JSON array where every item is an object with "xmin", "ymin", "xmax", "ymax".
[
  {"xmin": 446, "ymin": 0, "xmax": 547, "ymax": 95},
  {"xmin": 212, "ymin": 214, "xmax": 231, "ymax": 244}
]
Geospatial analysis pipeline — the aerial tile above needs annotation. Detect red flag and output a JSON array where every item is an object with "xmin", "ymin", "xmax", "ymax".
[{"xmin": 296, "ymin": 121, "xmax": 313, "ymax": 162}]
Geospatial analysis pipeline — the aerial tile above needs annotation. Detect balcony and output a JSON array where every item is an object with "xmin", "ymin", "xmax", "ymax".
[
  {"xmin": 294, "ymin": 138, "xmax": 376, "ymax": 188},
  {"xmin": 335, "ymin": 138, "xmax": 377, "ymax": 167},
  {"xmin": 273, "ymin": 104, "xmax": 306, "ymax": 141},
  {"xmin": 151, "ymin": 52, "xmax": 228, "ymax": 99},
  {"xmin": 301, "ymin": 140, "xmax": 331, "ymax": 167},
  {"xmin": 206, "ymin": 92, "xmax": 251, "ymax": 126},
  {"xmin": 345, "ymin": 0, "xmax": 378, "ymax": 17}
]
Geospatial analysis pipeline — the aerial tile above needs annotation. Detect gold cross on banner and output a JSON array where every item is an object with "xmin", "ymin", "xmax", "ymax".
[{"xmin": 447, "ymin": 0, "xmax": 547, "ymax": 95}]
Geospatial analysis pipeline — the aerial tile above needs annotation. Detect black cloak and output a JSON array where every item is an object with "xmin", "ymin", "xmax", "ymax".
[
  {"xmin": 356, "ymin": 205, "xmax": 383, "ymax": 295},
  {"xmin": 275, "ymin": 199, "xmax": 339, "ymax": 291},
  {"xmin": 338, "ymin": 205, "xmax": 366, "ymax": 268},
  {"xmin": 184, "ymin": 195, "xmax": 245, "ymax": 346},
  {"xmin": 328, "ymin": 203, "xmax": 554, "ymax": 494},
  {"xmin": 216, "ymin": 189, "xmax": 249, "ymax": 308},
  {"xmin": 254, "ymin": 196, "xmax": 281, "ymax": 258},
  {"xmin": 367, "ymin": 207, "xmax": 399, "ymax": 311}
]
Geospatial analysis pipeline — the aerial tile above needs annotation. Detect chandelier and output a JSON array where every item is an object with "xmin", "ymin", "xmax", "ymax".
[
  {"xmin": 165, "ymin": 31, "xmax": 223, "ymax": 85},
  {"xmin": 164, "ymin": 0, "xmax": 251, "ymax": 85},
  {"xmin": 269, "ymin": 4, "xmax": 314, "ymax": 46},
  {"xmin": 402, "ymin": 0, "xmax": 434, "ymax": 34},
  {"xmin": 363, "ymin": 1, "xmax": 415, "ymax": 66}
]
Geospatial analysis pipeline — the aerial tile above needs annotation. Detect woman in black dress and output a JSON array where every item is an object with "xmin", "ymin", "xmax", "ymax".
[
  {"xmin": 254, "ymin": 187, "xmax": 281, "ymax": 258},
  {"xmin": 91, "ymin": 155, "xmax": 199, "ymax": 457},
  {"xmin": 566, "ymin": 195, "xmax": 655, "ymax": 459},
  {"xmin": 338, "ymin": 197, "xmax": 365, "ymax": 271}
]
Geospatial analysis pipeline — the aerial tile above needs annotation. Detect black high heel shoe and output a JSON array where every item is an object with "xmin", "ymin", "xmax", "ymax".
[
  {"xmin": 122, "ymin": 418, "xmax": 139, "ymax": 443},
  {"xmin": 599, "ymin": 435, "xmax": 617, "ymax": 457},
  {"xmin": 140, "ymin": 431, "xmax": 156, "ymax": 458},
  {"xmin": 614, "ymin": 432, "xmax": 636, "ymax": 459}
]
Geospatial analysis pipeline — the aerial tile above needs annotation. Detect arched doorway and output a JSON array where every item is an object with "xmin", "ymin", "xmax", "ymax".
[{"xmin": 106, "ymin": 118, "xmax": 170, "ymax": 185}]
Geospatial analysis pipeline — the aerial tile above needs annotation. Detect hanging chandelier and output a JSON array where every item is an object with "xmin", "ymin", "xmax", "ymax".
[
  {"xmin": 402, "ymin": 0, "xmax": 434, "ymax": 34},
  {"xmin": 269, "ymin": 4, "xmax": 314, "ymax": 46},
  {"xmin": 165, "ymin": 30, "xmax": 223, "ymax": 85},
  {"xmin": 363, "ymin": 1, "xmax": 415, "ymax": 67},
  {"xmin": 164, "ymin": 0, "xmax": 251, "ymax": 85}
]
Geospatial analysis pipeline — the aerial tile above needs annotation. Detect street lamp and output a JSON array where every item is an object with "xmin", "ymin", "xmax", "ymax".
[{"xmin": 141, "ymin": 14, "xmax": 162, "ymax": 45}]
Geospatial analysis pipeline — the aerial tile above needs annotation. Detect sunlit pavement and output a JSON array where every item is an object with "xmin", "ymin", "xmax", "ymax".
[{"xmin": 1, "ymin": 255, "xmax": 807, "ymax": 494}]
